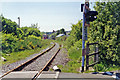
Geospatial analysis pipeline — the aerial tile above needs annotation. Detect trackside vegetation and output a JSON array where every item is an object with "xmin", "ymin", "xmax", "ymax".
[
  {"xmin": 89, "ymin": 2, "xmax": 120, "ymax": 71},
  {"xmin": 0, "ymin": 16, "xmax": 51, "ymax": 64},
  {"xmin": 57, "ymin": 2, "xmax": 120, "ymax": 73},
  {"xmin": 56, "ymin": 20, "xmax": 83, "ymax": 73},
  {"xmin": 2, "ymin": 39, "xmax": 51, "ymax": 65}
]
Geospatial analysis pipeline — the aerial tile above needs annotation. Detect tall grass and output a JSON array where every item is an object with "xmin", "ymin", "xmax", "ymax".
[{"xmin": 56, "ymin": 39, "xmax": 82, "ymax": 73}]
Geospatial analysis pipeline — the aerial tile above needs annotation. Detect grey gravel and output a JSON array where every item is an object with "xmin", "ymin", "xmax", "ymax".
[
  {"xmin": 22, "ymin": 43, "xmax": 59, "ymax": 71},
  {"xmin": 49, "ymin": 45, "xmax": 70, "ymax": 71},
  {"xmin": 1, "ymin": 43, "xmax": 69, "ymax": 75},
  {"xmin": 1, "ymin": 43, "xmax": 53, "ymax": 74}
]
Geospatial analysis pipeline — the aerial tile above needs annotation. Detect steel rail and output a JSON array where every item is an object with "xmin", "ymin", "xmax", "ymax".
[
  {"xmin": 32, "ymin": 45, "xmax": 61, "ymax": 80},
  {"xmin": 1, "ymin": 43, "xmax": 55, "ymax": 78}
]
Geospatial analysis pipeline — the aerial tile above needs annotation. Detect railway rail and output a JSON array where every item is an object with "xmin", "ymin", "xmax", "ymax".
[
  {"xmin": 1, "ymin": 43, "xmax": 61, "ymax": 80},
  {"xmin": 33, "ymin": 45, "xmax": 60, "ymax": 80}
]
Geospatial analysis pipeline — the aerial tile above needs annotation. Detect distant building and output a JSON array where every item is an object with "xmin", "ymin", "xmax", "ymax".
[
  {"xmin": 43, "ymin": 34, "xmax": 48, "ymax": 39},
  {"xmin": 56, "ymin": 34, "xmax": 65, "ymax": 38}
]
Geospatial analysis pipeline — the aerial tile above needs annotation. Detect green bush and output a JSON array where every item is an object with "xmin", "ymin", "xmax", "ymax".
[
  {"xmin": 14, "ymin": 35, "xmax": 42, "ymax": 52},
  {"xmin": 15, "ymin": 28, "xmax": 24, "ymax": 39},
  {"xmin": 21, "ymin": 27, "xmax": 41, "ymax": 37},
  {"xmin": 68, "ymin": 39, "xmax": 82, "ymax": 60},
  {"xmin": 1, "ymin": 16, "xmax": 48, "ymax": 55},
  {"xmin": 2, "ymin": 33, "xmax": 18, "ymax": 53},
  {"xmin": 2, "ymin": 33, "xmax": 42, "ymax": 53},
  {"xmin": 65, "ymin": 36, "xmax": 76, "ymax": 50},
  {"xmin": 65, "ymin": 20, "xmax": 82, "ymax": 50},
  {"xmin": 94, "ymin": 63, "xmax": 105, "ymax": 72},
  {"xmin": 89, "ymin": 2, "xmax": 120, "ymax": 66},
  {"xmin": 2, "ymin": 16, "xmax": 17, "ymax": 34}
]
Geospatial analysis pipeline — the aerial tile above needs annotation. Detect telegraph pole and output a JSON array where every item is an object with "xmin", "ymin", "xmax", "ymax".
[{"xmin": 18, "ymin": 17, "xmax": 20, "ymax": 28}]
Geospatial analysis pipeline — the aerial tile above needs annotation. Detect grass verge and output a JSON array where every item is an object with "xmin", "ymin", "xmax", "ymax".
[
  {"xmin": 2, "ymin": 40, "xmax": 52, "ymax": 65},
  {"xmin": 58, "ymin": 60, "xmax": 81, "ymax": 73}
]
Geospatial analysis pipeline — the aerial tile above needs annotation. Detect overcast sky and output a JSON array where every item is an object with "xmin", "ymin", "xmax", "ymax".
[{"xmin": 1, "ymin": 0, "xmax": 97, "ymax": 32}]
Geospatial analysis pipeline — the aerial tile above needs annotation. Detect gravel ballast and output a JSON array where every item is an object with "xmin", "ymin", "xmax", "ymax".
[
  {"xmin": 2, "ymin": 43, "xmax": 69, "ymax": 75},
  {"xmin": 2, "ymin": 43, "xmax": 53, "ymax": 74},
  {"xmin": 22, "ymin": 43, "xmax": 59, "ymax": 71},
  {"xmin": 49, "ymin": 46, "xmax": 70, "ymax": 71}
]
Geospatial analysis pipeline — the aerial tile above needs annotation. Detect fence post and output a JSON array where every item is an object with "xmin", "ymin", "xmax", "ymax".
[
  {"xmin": 96, "ymin": 45, "xmax": 99, "ymax": 62},
  {"xmin": 94, "ymin": 44, "xmax": 96, "ymax": 62},
  {"xmin": 86, "ymin": 42, "xmax": 89, "ymax": 71}
]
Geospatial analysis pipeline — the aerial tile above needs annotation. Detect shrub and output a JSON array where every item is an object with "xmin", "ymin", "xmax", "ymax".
[
  {"xmin": 2, "ymin": 33, "xmax": 42, "ymax": 53},
  {"xmin": 2, "ymin": 33, "xmax": 18, "ymax": 53},
  {"xmin": 68, "ymin": 39, "xmax": 82, "ymax": 60},
  {"xmin": 14, "ymin": 35, "xmax": 42, "ymax": 52},
  {"xmin": 21, "ymin": 27, "xmax": 41, "ymax": 37}
]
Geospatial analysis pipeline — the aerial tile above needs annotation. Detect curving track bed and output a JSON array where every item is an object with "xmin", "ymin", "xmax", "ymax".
[
  {"xmin": 1, "ymin": 43, "xmax": 60, "ymax": 79},
  {"xmin": 22, "ymin": 43, "xmax": 59, "ymax": 71}
]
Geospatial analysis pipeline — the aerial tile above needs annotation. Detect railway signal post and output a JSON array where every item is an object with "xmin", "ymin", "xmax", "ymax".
[{"xmin": 81, "ymin": 0, "xmax": 98, "ymax": 72}]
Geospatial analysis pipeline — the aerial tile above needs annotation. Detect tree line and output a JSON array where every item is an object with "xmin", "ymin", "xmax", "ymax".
[{"xmin": 1, "ymin": 15, "xmax": 43, "ymax": 54}]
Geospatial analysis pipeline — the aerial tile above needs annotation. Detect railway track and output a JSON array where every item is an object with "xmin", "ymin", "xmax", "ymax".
[{"xmin": 1, "ymin": 43, "xmax": 61, "ymax": 79}]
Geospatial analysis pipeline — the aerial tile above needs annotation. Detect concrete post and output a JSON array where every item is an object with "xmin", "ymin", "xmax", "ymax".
[{"xmin": 18, "ymin": 17, "xmax": 20, "ymax": 28}]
